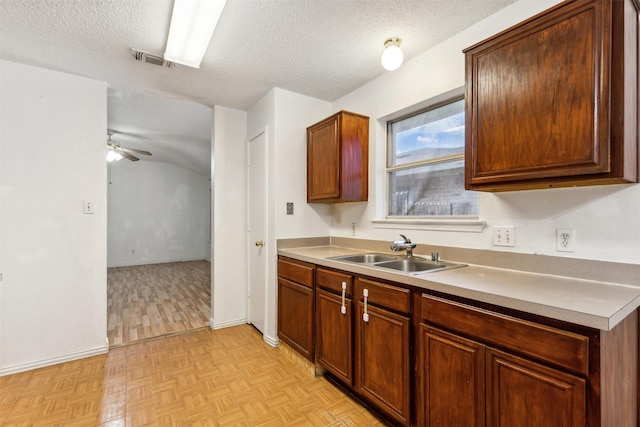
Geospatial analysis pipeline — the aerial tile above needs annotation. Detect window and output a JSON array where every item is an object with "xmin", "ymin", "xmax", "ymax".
[{"xmin": 387, "ymin": 97, "xmax": 478, "ymax": 217}]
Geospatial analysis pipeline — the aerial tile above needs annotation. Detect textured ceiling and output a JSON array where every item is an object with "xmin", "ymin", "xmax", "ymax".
[{"xmin": 0, "ymin": 0, "xmax": 518, "ymax": 175}]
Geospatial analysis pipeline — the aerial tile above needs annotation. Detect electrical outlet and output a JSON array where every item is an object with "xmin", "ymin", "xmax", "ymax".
[
  {"xmin": 286, "ymin": 202, "xmax": 294, "ymax": 215},
  {"xmin": 556, "ymin": 229, "xmax": 575, "ymax": 252},
  {"xmin": 492, "ymin": 226, "xmax": 515, "ymax": 247}
]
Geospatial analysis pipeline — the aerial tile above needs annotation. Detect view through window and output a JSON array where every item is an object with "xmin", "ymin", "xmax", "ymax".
[{"xmin": 387, "ymin": 97, "xmax": 478, "ymax": 217}]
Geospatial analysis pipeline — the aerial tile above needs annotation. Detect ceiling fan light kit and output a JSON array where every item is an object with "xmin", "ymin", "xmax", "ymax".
[
  {"xmin": 381, "ymin": 37, "xmax": 404, "ymax": 71},
  {"xmin": 164, "ymin": 0, "xmax": 228, "ymax": 68},
  {"xmin": 106, "ymin": 149, "xmax": 123, "ymax": 162},
  {"xmin": 106, "ymin": 132, "xmax": 152, "ymax": 163}
]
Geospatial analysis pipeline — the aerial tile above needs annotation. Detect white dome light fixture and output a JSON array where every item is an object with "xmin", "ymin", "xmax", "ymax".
[{"xmin": 381, "ymin": 37, "xmax": 404, "ymax": 71}]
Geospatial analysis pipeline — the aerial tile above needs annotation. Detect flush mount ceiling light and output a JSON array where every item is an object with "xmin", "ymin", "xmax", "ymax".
[
  {"xmin": 381, "ymin": 37, "xmax": 404, "ymax": 71},
  {"xmin": 164, "ymin": 0, "xmax": 228, "ymax": 68}
]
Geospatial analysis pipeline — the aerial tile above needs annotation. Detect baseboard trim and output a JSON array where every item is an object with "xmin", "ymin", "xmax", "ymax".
[
  {"xmin": 107, "ymin": 257, "xmax": 210, "ymax": 268},
  {"xmin": 0, "ymin": 345, "xmax": 109, "ymax": 377},
  {"xmin": 263, "ymin": 334, "xmax": 279, "ymax": 348},
  {"xmin": 209, "ymin": 317, "xmax": 247, "ymax": 330}
]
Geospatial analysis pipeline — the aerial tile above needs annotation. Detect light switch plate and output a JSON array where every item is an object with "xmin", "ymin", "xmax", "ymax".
[
  {"xmin": 492, "ymin": 226, "xmax": 515, "ymax": 247},
  {"xmin": 83, "ymin": 200, "xmax": 94, "ymax": 214}
]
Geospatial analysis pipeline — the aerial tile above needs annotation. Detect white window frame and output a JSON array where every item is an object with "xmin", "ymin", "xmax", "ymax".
[{"xmin": 371, "ymin": 87, "xmax": 485, "ymax": 233}]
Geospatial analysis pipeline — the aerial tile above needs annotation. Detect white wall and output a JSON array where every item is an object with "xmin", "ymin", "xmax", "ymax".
[
  {"xmin": 330, "ymin": 0, "xmax": 640, "ymax": 266},
  {"xmin": 239, "ymin": 88, "xmax": 331, "ymax": 343},
  {"xmin": 0, "ymin": 60, "xmax": 108, "ymax": 375},
  {"xmin": 107, "ymin": 160, "xmax": 209, "ymax": 267},
  {"xmin": 211, "ymin": 105, "xmax": 248, "ymax": 329},
  {"xmin": 273, "ymin": 88, "xmax": 333, "ymax": 238}
]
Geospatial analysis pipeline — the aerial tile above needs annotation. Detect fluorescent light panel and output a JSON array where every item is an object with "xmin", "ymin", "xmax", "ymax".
[{"xmin": 164, "ymin": 0, "xmax": 228, "ymax": 68}]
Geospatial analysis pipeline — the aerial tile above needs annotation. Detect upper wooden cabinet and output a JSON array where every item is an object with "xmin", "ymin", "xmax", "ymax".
[
  {"xmin": 307, "ymin": 111, "xmax": 369, "ymax": 202},
  {"xmin": 464, "ymin": 0, "xmax": 639, "ymax": 191}
]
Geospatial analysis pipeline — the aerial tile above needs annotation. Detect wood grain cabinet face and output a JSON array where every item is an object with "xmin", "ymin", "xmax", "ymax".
[
  {"xmin": 486, "ymin": 349, "xmax": 586, "ymax": 427},
  {"xmin": 418, "ymin": 294, "xmax": 588, "ymax": 427},
  {"xmin": 355, "ymin": 278, "xmax": 411, "ymax": 426},
  {"xmin": 417, "ymin": 326, "xmax": 485, "ymax": 427},
  {"xmin": 277, "ymin": 257, "xmax": 315, "ymax": 361},
  {"xmin": 464, "ymin": 0, "xmax": 639, "ymax": 191},
  {"xmin": 307, "ymin": 111, "xmax": 369, "ymax": 203},
  {"xmin": 316, "ymin": 289, "xmax": 353, "ymax": 385}
]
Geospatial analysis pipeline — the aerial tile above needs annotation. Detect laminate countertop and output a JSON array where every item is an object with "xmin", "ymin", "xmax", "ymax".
[{"xmin": 277, "ymin": 245, "xmax": 640, "ymax": 331}]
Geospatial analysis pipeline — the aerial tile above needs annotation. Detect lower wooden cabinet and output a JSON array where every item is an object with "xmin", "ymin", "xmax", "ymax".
[
  {"xmin": 356, "ymin": 302, "xmax": 411, "ymax": 426},
  {"xmin": 418, "ymin": 326, "xmax": 485, "ymax": 427},
  {"xmin": 277, "ymin": 257, "xmax": 315, "ymax": 361},
  {"xmin": 316, "ymin": 288, "xmax": 353, "ymax": 384},
  {"xmin": 486, "ymin": 348, "xmax": 586, "ymax": 427},
  {"xmin": 279, "ymin": 258, "xmax": 637, "ymax": 426},
  {"xmin": 417, "ymin": 325, "xmax": 586, "ymax": 427},
  {"xmin": 418, "ymin": 294, "xmax": 590, "ymax": 427},
  {"xmin": 315, "ymin": 270, "xmax": 412, "ymax": 426}
]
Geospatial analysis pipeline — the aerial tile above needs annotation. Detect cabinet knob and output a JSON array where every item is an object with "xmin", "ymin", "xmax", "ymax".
[{"xmin": 255, "ymin": 241, "xmax": 264, "ymax": 247}]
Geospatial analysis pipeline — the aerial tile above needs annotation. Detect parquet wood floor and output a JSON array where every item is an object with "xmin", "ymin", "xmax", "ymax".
[
  {"xmin": 107, "ymin": 261, "xmax": 211, "ymax": 347},
  {"xmin": 0, "ymin": 325, "xmax": 386, "ymax": 426}
]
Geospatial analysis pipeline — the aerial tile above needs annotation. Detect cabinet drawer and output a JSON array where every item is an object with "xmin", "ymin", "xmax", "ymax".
[
  {"xmin": 278, "ymin": 257, "xmax": 314, "ymax": 288},
  {"xmin": 421, "ymin": 294, "xmax": 589, "ymax": 375},
  {"xmin": 317, "ymin": 268, "xmax": 353, "ymax": 296},
  {"xmin": 355, "ymin": 277, "xmax": 411, "ymax": 314}
]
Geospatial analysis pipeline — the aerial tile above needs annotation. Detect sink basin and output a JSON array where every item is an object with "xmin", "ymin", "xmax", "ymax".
[
  {"xmin": 333, "ymin": 253, "xmax": 399, "ymax": 264},
  {"xmin": 328, "ymin": 253, "xmax": 466, "ymax": 275},
  {"xmin": 375, "ymin": 258, "xmax": 446, "ymax": 273}
]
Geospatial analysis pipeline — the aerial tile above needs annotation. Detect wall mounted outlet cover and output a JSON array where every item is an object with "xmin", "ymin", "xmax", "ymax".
[
  {"xmin": 556, "ymin": 228, "xmax": 575, "ymax": 252},
  {"xmin": 286, "ymin": 202, "xmax": 294, "ymax": 215}
]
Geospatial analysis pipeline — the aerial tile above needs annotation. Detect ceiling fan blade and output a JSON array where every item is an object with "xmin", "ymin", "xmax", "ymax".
[
  {"xmin": 120, "ymin": 150, "xmax": 140, "ymax": 161},
  {"xmin": 123, "ymin": 147, "xmax": 152, "ymax": 156}
]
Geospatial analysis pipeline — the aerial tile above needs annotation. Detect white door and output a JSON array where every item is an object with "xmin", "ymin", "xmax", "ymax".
[{"xmin": 247, "ymin": 130, "xmax": 267, "ymax": 333}]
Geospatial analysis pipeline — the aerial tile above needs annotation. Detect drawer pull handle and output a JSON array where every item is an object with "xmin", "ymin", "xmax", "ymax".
[
  {"xmin": 341, "ymin": 282, "xmax": 347, "ymax": 315},
  {"xmin": 363, "ymin": 288, "xmax": 369, "ymax": 322}
]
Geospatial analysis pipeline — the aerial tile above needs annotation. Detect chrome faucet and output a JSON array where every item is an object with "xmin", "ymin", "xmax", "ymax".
[{"xmin": 390, "ymin": 234, "xmax": 417, "ymax": 258}]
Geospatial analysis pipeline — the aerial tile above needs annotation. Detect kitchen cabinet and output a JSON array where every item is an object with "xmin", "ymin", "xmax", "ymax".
[
  {"xmin": 307, "ymin": 110, "xmax": 369, "ymax": 203},
  {"xmin": 418, "ymin": 326, "xmax": 485, "ymax": 426},
  {"xmin": 417, "ymin": 294, "xmax": 639, "ymax": 427},
  {"xmin": 355, "ymin": 277, "xmax": 411, "ymax": 426},
  {"xmin": 315, "ymin": 270, "xmax": 412, "ymax": 425},
  {"xmin": 277, "ymin": 257, "xmax": 315, "ymax": 361},
  {"xmin": 464, "ymin": 0, "xmax": 638, "ymax": 191},
  {"xmin": 315, "ymin": 268, "xmax": 354, "ymax": 385},
  {"xmin": 486, "ymin": 348, "xmax": 586, "ymax": 427},
  {"xmin": 281, "ymin": 252, "xmax": 638, "ymax": 426}
]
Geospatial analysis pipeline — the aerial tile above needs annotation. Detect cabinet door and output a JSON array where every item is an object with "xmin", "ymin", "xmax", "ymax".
[
  {"xmin": 486, "ymin": 348, "xmax": 586, "ymax": 427},
  {"xmin": 465, "ymin": 0, "xmax": 638, "ymax": 191},
  {"xmin": 277, "ymin": 278, "xmax": 314, "ymax": 361},
  {"xmin": 307, "ymin": 115, "xmax": 340, "ymax": 201},
  {"xmin": 316, "ymin": 289, "xmax": 353, "ymax": 385},
  {"xmin": 418, "ymin": 325, "xmax": 485, "ymax": 427},
  {"xmin": 356, "ymin": 302, "xmax": 411, "ymax": 426}
]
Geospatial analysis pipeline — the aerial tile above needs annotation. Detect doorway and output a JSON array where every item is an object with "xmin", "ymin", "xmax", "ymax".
[{"xmin": 106, "ymin": 90, "xmax": 213, "ymax": 347}]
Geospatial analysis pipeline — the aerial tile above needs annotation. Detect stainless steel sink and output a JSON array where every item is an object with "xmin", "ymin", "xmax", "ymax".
[
  {"xmin": 333, "ymin": 253, "xmax": 400, "ymax": 264},
  {"xmin": 328, "ymin": 253, "xmax": 466, "ymax": 275},
  {"xmin": 375, "ymin": 258, "xmax": 446, "ymax": 273}
]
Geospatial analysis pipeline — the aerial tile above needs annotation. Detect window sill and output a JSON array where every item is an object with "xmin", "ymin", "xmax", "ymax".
[{"xmin": 370, "ymin": 218, "xmax": 486, "ymax": 233}]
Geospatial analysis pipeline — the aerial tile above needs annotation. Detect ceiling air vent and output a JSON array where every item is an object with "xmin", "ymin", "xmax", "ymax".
[{"xmin": 131, "ymin": 48, "xmax": 175, "ymax": 68}]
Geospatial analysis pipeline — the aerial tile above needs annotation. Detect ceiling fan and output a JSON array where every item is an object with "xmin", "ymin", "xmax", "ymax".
[{"xmin": 106, "ymin": 132, "xmax": 152, "ymax": 162}]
